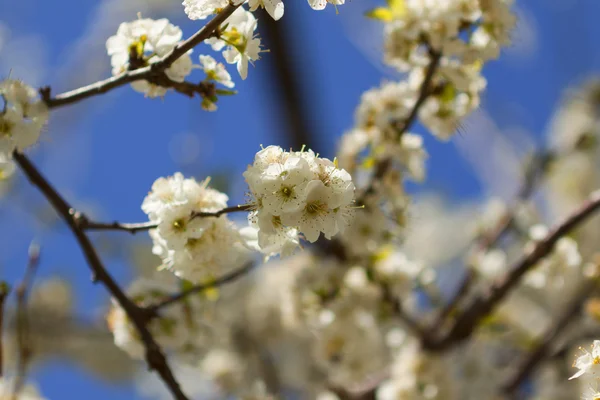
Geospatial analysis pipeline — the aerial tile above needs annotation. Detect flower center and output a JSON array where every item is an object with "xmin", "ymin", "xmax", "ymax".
[
  {"xmin": 305, "ymin": 200, "xmax": 327, "ymax": 216},
  {"xmin": 172, "ymin": 218, "xmax": 187, "ymax": 232},
  {"xmin": 279, "ymin": 185, "xmax": 294, "ymax": 199},
  {"xmin": 272, "ymin": 215, "xmax": 282, "ymax": 229},
  {"xmin": 0, "ymin": 118, "xmax": 14, "ymax": 136}
]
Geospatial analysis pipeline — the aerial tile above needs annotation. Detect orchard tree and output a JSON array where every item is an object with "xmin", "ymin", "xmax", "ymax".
[{"xmin": 1, "ymin": 0, "xmax": 600, "ymax": 399}]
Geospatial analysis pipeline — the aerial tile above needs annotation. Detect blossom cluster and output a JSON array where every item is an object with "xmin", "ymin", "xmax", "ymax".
[
  {"xmin": 184, "ymin": 0, "xmax": 343, "ymax": 21},
  {"xmin": 104, "ymin": 14, "xmax": 243, "ymax": 104},
  {"xmin": 204, "ymin": 8, "xmax": 264, "ymax": 80},
  {"xmin": 243, "ymin": 145, "xmax": 355, "ymax": 256},
  {"xmin": 142, "ymin": 173, "xmax": 249, "ymax": 283},
  {"xmin": 107, "ymin": 270, "xmax": 237, "ymax": 362},
  {"xmin": 378, "ymin": 0, "xmax": 515, "ymax": 72},
  {"xmin": 105, "ymin": 0, "xmax": 349, "ymax": 102},
  {"xmin": 339, "ymin": 76, "xmax": 428, "ymax": 179},
  {"xmin": 0, "ymin": 80, "xmax": 48, "ymax": 177},
  {"xmin": 106, "ymin": 18, "xmax": 194, "ymax": 98}
]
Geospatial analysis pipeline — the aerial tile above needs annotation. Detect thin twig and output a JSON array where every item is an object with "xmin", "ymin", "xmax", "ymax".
[
  {"xmin": 147, "ymin": 262, "xmax": 254, "ymax": 314},
  {"xmin": 79, "ymin": 204, "xmax": 253, "ymax": 234},
  {"xmin": 191, "ymin": 204, "xmax": 253, "ymax": 219},
  {"xmin": 433, "ymin": 151, "xmax": 554, "ymax": 331},
  {"xmin": 40, "ymin": 4, "xmax": 239, "ymax": 109},
  {"xmin": 79, "ymin": 219, "xmax": 158, "ymax": 234},
  {"xmin": 431, "ymin": 269, "xmax": 474, "ymax": 331},
  {"xmin": 502, "ymin": 276, "xmax": 598, "ymax": 394},
  {"xmin": 474, "ymin": 151, "xmax": 554, "ymax": 252},
  {"xmin": 359, "ymin": 51, "xmax": 442, "ymax": 203},
  {"xmin": 13, "ymin": 151, "xmax": 190, "ymax": 400},
  {"xmin": 12, "ymin": 242, "xmax": 41, "ymax": 398},
  {"xmin": 433, "ymin": 189, "xmax": 600, "ymax": 350},
  {"xmin": 319, "ymin": 51, "xmax": 443, "ymax": 262},
  {"xmin": 380, "ymin": 282, "xmax": 434, "ymax": 348}
]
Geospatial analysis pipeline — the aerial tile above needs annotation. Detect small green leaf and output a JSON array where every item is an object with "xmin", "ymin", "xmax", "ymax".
[{"xmin": 215, "ymin": 89, "xmax": 238, "ymax": 96}]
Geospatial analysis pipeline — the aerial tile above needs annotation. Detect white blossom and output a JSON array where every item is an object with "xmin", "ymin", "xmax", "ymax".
[
  {"xmin": 107, "ymin": 272, "xmax": 202, "ymax": 359},
  {"xmin": 106, "ymin": 18, "xmax": 193, "ymax": 97},
  {"xmin": 244, "ymin": 145, "xmax": 355, "ymax": 252},
  {"xmin": 307, "ymin": 0, "xmax": 344, "ymax": 11},
  {"xmin": 206, "ymin": 8, "xmax": 264, "ymax": 80},
  {"xmin": 0, "ymin": 79, "xmax": 48, "ymax": 156},
  {"xmin": 183, "ymin": 0, "xmax": 229, "ymax": 20},
  {"xmin": 0, "ymin": 153, "xmax": 15, "ymax": 179},
  {"xmin": 142, "ymin": 173, "xmax": 249, "ymax": 282},
  {"xmin": 248, "ymin": 0, "xmax": 285, "ymax": 20},
  {"xmin": 570, "ymin": 340, "xmax": 600, "ymax": 380},
  {"xmin": 199, "ymin": 55, "xmax": 235, "ymax": 88}
]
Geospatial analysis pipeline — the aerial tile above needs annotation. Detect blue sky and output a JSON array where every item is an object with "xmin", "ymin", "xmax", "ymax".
[{"xmin": 0, "ymin": 0, "xmax": 599, "ymax": 399}]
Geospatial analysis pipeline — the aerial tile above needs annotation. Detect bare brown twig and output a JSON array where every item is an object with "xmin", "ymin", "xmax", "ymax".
[
  {"xmin": 474, "ymin": 150, "xmax": 554, "ymax": 253},
  {"xmin": 320, "ymin": 50, "xmax": 443, "ymax": 263},
  {"xmin": 358, "ymin": 50, "xmax": 442, "ymax": 203},
  {"xmin": 13, "ymin": 151, "xmax": 190, "ymax": 400},
  {"xmin": 79, "ymin": 219, "xmax": 158, "ymax": 234},
  {"xmin": 502, "ymin": 276, "xmax": 598, "ymax": 394},
  {"xmin": 40, "ymin": 4, "xmax": 239, "ymax": 109},
  {"xmin": 433, "ymin": 189, "xmax": 600, "ymax": 350},
  {"xmin": 147, "ymin": 262, "xmax": 254, "ymax": 314},
  {"xmin": 191, "ymin": 204, "xmax": 254, "ymax": 219},
  {"xmin": 380, "ymin": 282, "xmax": 434, "ymax": 346},
  {"xmin": 432, "ymin": 151, "xmax": 554, "ymax": 332},
  {"xmin": 79, "ymin": 204, "xmax": 253, "ymax": 234},
  {"xmin": 431, "ymin": 269, "xmax": 474, "ymax": 332}
]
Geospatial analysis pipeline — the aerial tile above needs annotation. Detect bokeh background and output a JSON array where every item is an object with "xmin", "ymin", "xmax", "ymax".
[{"xmin": 0, "ymin": 0, "xmax": 599, "ymax": 398}]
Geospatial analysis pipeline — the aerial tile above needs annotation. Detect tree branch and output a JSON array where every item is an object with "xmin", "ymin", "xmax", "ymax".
[
  {"xmin": 433, "ymin": 189, "xmax": 600, "ymax": 350},
  {"xmin": 80, "ymin": 219, "xmax": 158, "ymax": 234},
  {"xmin": 191, "ymin": 203, "xmax": 253, "ymax": 219},
  {"xmin": 146, "ymin": 262, "xmax": 254, "ymax": 314},
  {"xmin": 475, "ymin": 150, "xmax": 554, "ymax": 252},
  {"xmin": 358, "ymin": 50, "xmax": 442, "ymax": 203},
  {"xmin": 380, "ymin": 282, "xmax": 433, "ymax": 345},
  {"xmin": 501, "ymin": 276, "xmax": 598, "ymax": 395},
  {"xmin": 429, "ymin": 151, "xmax": 554, "ymax": 335},
  {"xmin": 13, "ymin": 151, "xmax": 190, "ymax": 400},
  {"xmin": 430, "ymin": 269, "xmax": 474, "ymax": 332},
  {"xmin": 79, "ymin": 204, "xmax": 253, "ymax": 234},
  {"xmin": 40, "ymin": 4, "xmax": 240, "ymax": 109}
]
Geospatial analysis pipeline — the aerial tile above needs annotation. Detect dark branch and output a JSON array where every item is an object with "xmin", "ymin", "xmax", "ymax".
[
  {"xmin": 358, "ymin": 50, "xmax": 442, "ymax": 203},
  {"xmin": 40, "ymin": 4, "xmax": 239, "ymax": 109},
  {"xmin": 475, "ymin": 151, "xmax": 554, "ymax": 252},
  {"xmin": 431, "ymin": 269, "xmax": 474, "ymax": 331},
  {"xmin": 78, "ymin": 218, "xmax": 157, "ymax": 234},
  {"xmin": 430, "ymin": 151, "xmax": 554, "ymax": 336},
  {"xmin": 80, "ymin": 204, "xmax": 253, "ymax": 234},
  {"xmin": 13, "ymin": 151, "xmax": 190, "ymax": 400},
  {"xmin": 502, "ymin": 276, "xmax": 598, "ymax": 394},
  {"xmin": 191, "ymin": 203, "xmax": 254, "ymax": 219},
  {"xmin": 147, "ymin": 262, "xmax": 254, "ymax": 314},
  {"xmin": 434, "ymin": 189, "xmax": 600, "ymax": 350},
  {"xmin": 381, "ymin": 282, "xmax": 435, "ymax": 348}
]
